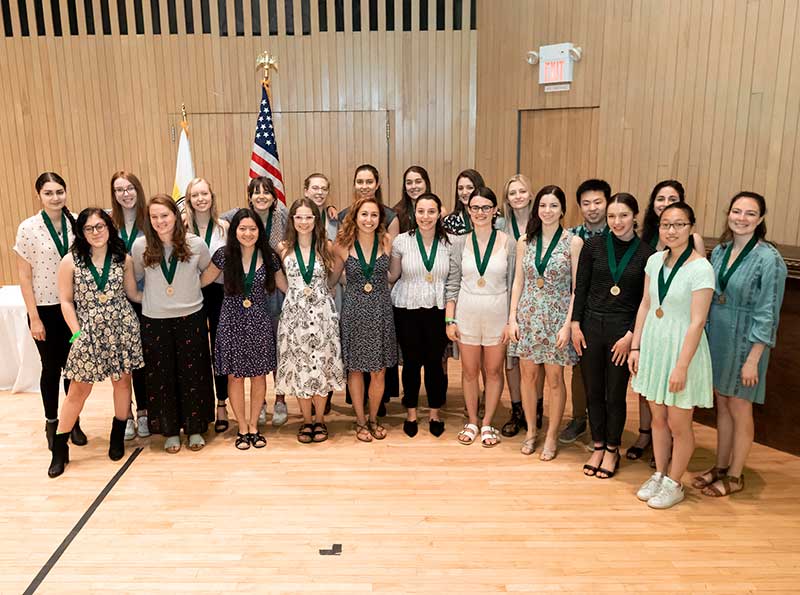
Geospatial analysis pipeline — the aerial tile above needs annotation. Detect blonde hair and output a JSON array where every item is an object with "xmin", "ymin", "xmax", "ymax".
[
  {"xmin": 183, "ymin": 177, "xmax": 222, "ymax": 234},
  {"xmin": 502, "ymin": 174, "xmax": 534, "ymax": 222}
]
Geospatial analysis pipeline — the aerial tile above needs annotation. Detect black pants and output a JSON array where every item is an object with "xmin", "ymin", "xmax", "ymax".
[
  {"xmin": 394, "ymin": 307, "xmax": 448, "ymax": 409},
  {"xmin": 30, "ymin": 305, "xmax": 71, "ymax": 420},
  {"xmin": 129, "ymin": 301, "xmax": 148, "ymax": 412},
  {"xmin": 580, "ymin": 311, "xmax": 634, "ymax": 447},
  {"xmin": 202, "ymin": 283, "xmax": 228, "ymax": 402}
]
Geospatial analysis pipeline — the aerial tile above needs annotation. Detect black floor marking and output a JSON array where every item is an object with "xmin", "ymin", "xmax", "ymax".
[
  {"xmin": 24, "ymin": 447, "xmax": 144, "ymax": 595},
  {"xmin": 319, "ymin": 543, "xmax": 342, "ymax": 555}
]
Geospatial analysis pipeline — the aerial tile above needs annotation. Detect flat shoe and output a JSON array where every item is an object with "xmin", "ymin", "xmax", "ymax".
[
  {"xmin": 480, "ymin": 425, "xmax": 500, "ymax": 448},
  {"xmin": 429, "ymin": 419, "xmax": 445, "ymax": 437},
  {"xmin": 187, "ymin": 434, "xmax": 205, "ymax": 451},
  {"xmin": 457, "ymin": 423, "xmax": 478, "ymax": 445},
  {"xmin": 403, "ymin": 420, "xmax": 418, "ymax": 438},
  {"xmin": 250, "ymin": 432, "xmax": 267, "ymax": 449},
  {"xmin": 234, "ymin": 432, "xmax": 251, "ymax": 450},
  {"xmin": 520, "ymin": 436, "xmax": 536, "ymax": 455},
  {"xmin": 164, "ymin": 436, "xmax": 181, "ymax": 454}
]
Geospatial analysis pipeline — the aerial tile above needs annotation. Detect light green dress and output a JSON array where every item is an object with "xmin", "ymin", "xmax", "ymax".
[{"xmin": 631, "ymin": 252, "xmax": 715, "ymax": 409}]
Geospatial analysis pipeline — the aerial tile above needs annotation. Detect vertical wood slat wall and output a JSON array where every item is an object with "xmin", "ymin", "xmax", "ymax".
[
  {"xmin": 476, "ymin": 0, "xmax": 800, "ymax": 246},
  {"xmin": 0, "ymin": 0, "xmax": 478, "ymax": 284}
]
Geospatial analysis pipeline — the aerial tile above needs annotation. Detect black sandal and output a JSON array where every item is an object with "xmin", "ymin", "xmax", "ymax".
[
  {"xmin": 625, "ymin": 428, "xmax": 651, "ymax": 460},
  {"xmin": 250, "ymin": 432, "xmax": 267, "ymax": 448},
  {"xmin": 234, "ymin": 432, "xmax": 250, "ymax": 450},
  {"xmin": 214, "ymin": 402, "xmax": 229, "ymax": 433},
  {"xmin": 583, "ymin": 444, "xmax": 605, "ymax": 477},
  {"xmin": 312, "ymin": 422, "xmax": 329, "ymax": 443},
  {"xmin": 597, "ymin": 446, "xmax": 620, "ymax": 479},
  {"xmin": 297, "ymin": 423, "xmax": 314, "ymax": 444}
]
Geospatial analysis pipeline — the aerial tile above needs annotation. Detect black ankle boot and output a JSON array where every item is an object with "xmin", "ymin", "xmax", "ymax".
[
  {"xmin": 108, "ymin": 417, "xmax": 127, "ymax": 461},
  {"xmin": 45, "ymin": 419, "xmax": 58, "ymax": 451},
  {"xmin": 501, "ymin": 401, "xmax": 526, "ymax": 437},
  {"xmin": 48, "ymin": 432, "xmax": 70, "ymax": 478},
  {"xmin": 536, "ymin": 397, "xmax": 544, "ymax": 430},
  {"xmin": 70, "ymin": 417, "xmax": 88, "ymax": 446}
]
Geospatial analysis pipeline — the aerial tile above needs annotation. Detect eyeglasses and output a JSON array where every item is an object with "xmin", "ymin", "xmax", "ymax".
[
  {"xmin": 308, "ymin": 185, "xmax": 329, "ymax": 193},
  {"xmin": 468, "ymin": 205, "xmax": 494, "ymax": 214},
  {"xmin": 83, "ymin": 223, "xmax": 108, "ymax": 234},
  {"xmin": 114, "ymin": 186, "xmax": 136, "ymax": 195},
  {"xmin": 659, "ymin": 222, "xmax": 691, "ymax": 231},
  {"xmin": 293, "ymin": 215, "xmax": 315, "ymax": 222}
]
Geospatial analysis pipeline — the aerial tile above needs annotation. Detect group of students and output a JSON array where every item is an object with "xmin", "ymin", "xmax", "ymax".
[{"xmin": 15, "ymin": 165, "xmax": 786, "ymax": 510}]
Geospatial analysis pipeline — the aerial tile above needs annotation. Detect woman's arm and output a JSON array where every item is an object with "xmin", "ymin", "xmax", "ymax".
[
  {"xmin": 506, "ymin": 238, "xmax": 526, "ymax": 342},
  {"xmin": 57, "ymin": 254, "xmax": 80, "ymax": 335},
  {"xmin": 387, "ymin": 217, "xmax": 400, "ymax": 241},
  {"xmin": 200, "ymin": 262, "xmax": 222, "ymax": 287},
  {"xmin": 557, "ymin": 236, "xmax": 583, "ymax": 349},
  {"xmin": 16, "ymin": 253, "xmax": 44, "ymax": 340},
  {"xmin": 274, "ymin": 269, "xmax": 288, "ymax": 294},
  {"xmin": 692, "ymin": 232, "xmax": 705, "ymax": 257},
  {"xmin": 328, "ymin": 243, "xmax": 347, "ymax": 287},
  {"xmin": 628, "ymin": 273, "xmax": 651, "ymax": 375},
  {"xmin": 123, "ymin": 256, "xmax": 143, "ymax": 302},
  {"xmin": 388, "ymin": 243, "xmax": 402, "ymax": 284},
  {"xmin": 668, "ymin": 286, "xmax": 714, "ymax": 392}
]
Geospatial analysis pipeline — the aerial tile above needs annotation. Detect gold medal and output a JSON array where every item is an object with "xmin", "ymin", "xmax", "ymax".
[
  {"xmin": 425, "ymin": 272, "xmax": 434, "ymax": 283},
  {"xmin": 610, "ymin": 285, "xmax": 621, "ymax": 296},
  {"xmin": 655, "ymin": 307, "xmax": 664, "ymax": 319},
  {"xmin": 363, "ymin": 282, "xmax": 373, "ymax": 293},
  {"xmin": 243, "ymin": 298, "xmax": 252, "ymax": 308},
  {"xmin": 536, "ymin": 278, "xmax": 545, "ymax": 289},
  {"xmin": 718, "ymin": 294, "xmax": 727, "ymax": 305},
  {"xmin": 476, "ymin": 277, "xmax": 486, "ymax": 288},
  {"xmin": 166, "ymin": 286, "xmax": 175, "ymax": 296},
  {"xmin": 98, "ymin": 293, "xmax": 109, "ymax": 304},
  {"xmin": 303, "ymin": 286, "xmax": 313, "ymax": 297}
]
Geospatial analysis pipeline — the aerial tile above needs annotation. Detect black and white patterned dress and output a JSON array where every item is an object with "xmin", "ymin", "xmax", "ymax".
[
  {"xmin": 64, "ymin": 258, "xmax": 144, "ymax": 383},
  {"xmin": 339, "ymin": 253, "xmax": 398, "ymax": 372}
]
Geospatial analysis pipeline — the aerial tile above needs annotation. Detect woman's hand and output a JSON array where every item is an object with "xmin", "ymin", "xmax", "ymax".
[
  {"xmin": 610, "ymin": 331, "xmax": 633, "ymax": 366},
  {"xmin": 30, "ymin": 317, "xmax": 45, "ymax": 341},
  {"xmin": 556, "ymin": 323, "xmax": 571, "ymax": 350},
  {"xmin": 628, "ymin": 350, "xmax": 639, "ymax": 375},
  {"xmin": 446, "ymin": 323, "xmax": 460, "ymax": 342},
  {"xmin": 507, "ymin": 320, "xmax": 520, "ymax": 343},
  {"xmin": 668, "ymin": 365, "xmax": 688, "ymax": 393},
  {"xmin": 571, "ymin": 322, "xmax": 586, "ymax": 356},
  {"xmin": 741, "ymin": 360, "xmax": 759, "ymax": 387}
]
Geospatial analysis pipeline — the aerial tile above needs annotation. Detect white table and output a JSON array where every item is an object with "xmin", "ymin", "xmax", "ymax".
[{"xmin": 0, "ymin": 285, "xmax": 41, "ymax": 393}]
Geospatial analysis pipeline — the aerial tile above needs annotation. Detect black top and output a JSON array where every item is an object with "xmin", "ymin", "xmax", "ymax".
[{"xmin": 572, "ymin": 233, "xmax": 655, "ymax": 330}]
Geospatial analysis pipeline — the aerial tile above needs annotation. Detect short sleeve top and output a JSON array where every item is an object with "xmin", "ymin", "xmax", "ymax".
[
  {"xmin": 390, "ymin": 232, "xmax": 451, "ymax": 310},
  {"xmin": 14, "ymin": 212, "xmax": 75, "ymax": 305}
]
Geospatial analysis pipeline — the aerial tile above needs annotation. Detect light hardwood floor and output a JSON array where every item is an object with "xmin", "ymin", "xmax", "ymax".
[{"xmin": 2, "ymin": 364, "xmax": 799, "ymax": 594}]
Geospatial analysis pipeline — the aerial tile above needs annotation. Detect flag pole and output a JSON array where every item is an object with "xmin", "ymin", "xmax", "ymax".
[{"xmin": 256, "ymin": 51, "xmax": 279, "ymax": 102}]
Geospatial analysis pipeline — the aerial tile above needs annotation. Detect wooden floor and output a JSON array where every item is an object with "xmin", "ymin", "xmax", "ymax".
[{"xmin": 2, "ymin": 363, "xmax": 799, "ymax": 594}]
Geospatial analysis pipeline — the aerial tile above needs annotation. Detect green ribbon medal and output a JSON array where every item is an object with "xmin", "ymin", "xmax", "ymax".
[
  {"xmin": 41, "ymin": 210, "xmax": 69, "ymax": 257},
  {"xmin": 656, "ymin": 243, "xmax": 694, "ymax": 317},
  {"xmin": 264, "ymin": 210, "xmax": 274, "ymax": 242},
  {"xmin": 606, "ymin": 233, "xmax": 641, "ymax": 296},
  {"xmin": 354, "ymin": 233, "xmax": 379, "ymax": 293},
  {"xmin": 461, "ymin": 211, "xmax": 472, "ymax": 233},
  {"xmin": 471, "ymin": 229, "xmax": 497, "ymax": 287},
  {"xmin": 121, "ymin": 223, "xmax": 138, "ymax": 253},
  {"xmin": 87, "ymin": 250, "xmax": 113, "ymax": 303},
  {"xmin": 510, "ymin": 211, "xmax": 521, "ymax": 241},
  {"xmin": 193, "ymin": 221, "xmax": 214, "ymax": 247},
  {"xmin": 534, "ymin": 226, "xmax": 563, "ymax": 288},
  {"xmin": 416, "ymin": 230, "xmax": 439, "ymax": 283},
  {"xmin": 717, "ymin": 235, "xmax": 758, "ymax": 304},
  {"xmin": 242, "ymin": 249, "xmax": 259, "ymax": 307},
  {"xmin": 295, "ymin": 242, "xmax": 316, "ymax": 297},
  {"xmin": 648, "ymin": 234, "xmax": 659, "ymax": 249},
  {"xmin": 160, "ymin": 252, "xmax": 178, "ymax": 296}
]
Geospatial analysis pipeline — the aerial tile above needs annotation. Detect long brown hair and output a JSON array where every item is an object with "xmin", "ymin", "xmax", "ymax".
[
  {"xmin": 283, "ymin": 198, "xmax": 334, "ymax": 273},
  {"xmin": 183, "ymin": 177, "xmax": 223, "ymax": 235},
  {"xmin": 393, "ymin": 165, "xmax": 431, "ymax": 233},
  {"xmin": 109, "ymin": 171, "xmax": 146, "ymax": 232},
  {"xmin": 143, "ymin": 195, "xmax": 193, "ymax": 267},
  {"xmin": 352, "ymin": 164, "xmax": 383, "ymax": 205},
  {"xmin": 336, "ymin": 195, "xmax": 387, "ymax": 249}
]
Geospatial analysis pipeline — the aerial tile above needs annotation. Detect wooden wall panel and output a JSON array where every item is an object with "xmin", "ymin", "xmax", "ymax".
[{"xmin": 476, "ymin": 0, "xmax": 800, "ymax": 247}]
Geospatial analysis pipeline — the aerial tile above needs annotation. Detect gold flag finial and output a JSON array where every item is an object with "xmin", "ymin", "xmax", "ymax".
[
  {"xmin": 180, "ymin": 104, "xmax": 188, "ymax": 132},
  {"xmin": 256, "ymin": 51, "xmax": 279, "ymax": 87}
]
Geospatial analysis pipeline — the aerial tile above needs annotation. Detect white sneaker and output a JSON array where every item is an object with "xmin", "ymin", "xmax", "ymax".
[
  {"xmin": 137, "ymin": 415, "xmax": 150, "ymax": 438},
  {"xmin": 124, "ymin": 418, "xmax": 136, "ymax": 441},
  {"xmin": 647, "ymin": 476, "xmax": 684, "ymax": 509},
  {"xmin": 637, "ymin": 472, "xmax": 664, "ymax": 501},
  {"xmin": 258, "ymin": 404, "xmax": 268, "ymax": 425},
  {"xmin": 272, "ymin": 401, "xmax": 288, "ymax": 427}
]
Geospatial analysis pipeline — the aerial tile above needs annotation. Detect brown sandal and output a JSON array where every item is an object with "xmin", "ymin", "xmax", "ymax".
[
  {"xmin": 702, "ymin": 474, "xmax": 744, "ymax": 497},
  {"xmin": 355, "ymin": 422, "xmax": 373, "ymax": 442},
  {"xmin": 297, "ymin": 423, "xmax": 314, "ymax": 444},
  {"xmin": 367, "ymin": 420, "xmax": 387, "ymax": 440},
  {"xmin": 691, "ymin": 466, "xmax": 729, "ymax": 489}
]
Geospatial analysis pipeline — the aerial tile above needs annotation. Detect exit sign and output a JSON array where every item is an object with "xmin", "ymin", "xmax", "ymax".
[{"xmin": 538, "ymin": 43, "xmax": 575, "ymax": 85}]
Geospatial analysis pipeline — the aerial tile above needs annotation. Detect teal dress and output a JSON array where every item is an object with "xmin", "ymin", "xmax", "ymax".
[
  {"xmin": 631, "ymin": 252, "xmax": 715, "ymax": 409},
  {"xmin": 706, "ymin": 242, "xmax": 787, "ymax": 404}
]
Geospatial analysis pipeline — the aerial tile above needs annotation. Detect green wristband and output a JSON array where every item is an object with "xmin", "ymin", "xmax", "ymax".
[{"xmin": 69, "ymin": 330, "xmax": 82, "ymax": 344}]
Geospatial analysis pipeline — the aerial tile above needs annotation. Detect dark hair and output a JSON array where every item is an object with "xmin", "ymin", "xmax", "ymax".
[
  {"xmin": 394, "ymin": 165, "xmax": 431, "ymax": 233},
  {"xmin": 452, "ymin": 169, "xmax": 485, "ymax": 218},
  {"xmin": 223, "ymin": 208, "xmax": 277, "ymax": 295},
  {"xmin": 407, "ymin": 193, "xmax": 450, "ymax": 245},
  {"xmin": 608, "ymin": 192, "xmax": 640, "ymax": 231},
  {"xmin": 35, "ymin": 171, "xmax": 76, "ymax": 233},
  {"xmin": 575, "ymin": 178, "xmax": 611, "ymax": 206},
  {"xmin": 660, "ymin": 202, "xmax": 696, "ymax": 225},
  {"xmin": 142, "ymin": 195, "xmax": 193, "ymax": 267},
  {"xmin": 719, "ymin": 191, "xmax": 768, "ymax": 245},
  {"xmin": 248, "ymin": 176, "xmax": 278, "ymax": 212},
  {"xmin": 283, "ymin": 198, "xmax": 335, "ymax": 273},
  {"xmin": 525, "ymin": 185, "xmax": 567, "ymax": 243},
  {"xmin": 71, "ymin": 208, "xmax": 127, "ymax": 266},
  {"xmin": 337, "ymin": 195, "xmax": 387, "ymax": 248},
  {"xmin": 304, "ymin": 173, "xmax": 329, "ymax": 190},
  {"xmin": 353, "ymin": 164, "xmax": 383, "ymax": 205},
  {"xmin": 642, "ymin": 180, "xmax": 686, "ymax": 245},
  {"xmin": 109, "ymin": 171, "xmax": 146, "ymax": 232}
]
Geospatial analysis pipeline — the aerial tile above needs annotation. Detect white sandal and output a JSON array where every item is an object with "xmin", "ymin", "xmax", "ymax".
[
  {"xmin": 457, "ymin": 423, "xmax": 479, "ymax": 445},
  {"xmin": 480, "ymin": 425, "xmax": 500, "ymax": 448}
]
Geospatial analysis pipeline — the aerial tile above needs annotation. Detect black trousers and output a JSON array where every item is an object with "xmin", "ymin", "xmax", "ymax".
[
  {"xmin": 394, "ymin": 307, "xmax": 448, "ymax": 409},
  {"xmin": 30, "ymin": 305, "xmax": 71, "ymax": 420},
  {"xmin": 202, "ymin": 283, "xmax": 228, "ymax": 402},
  {"xmin": 580, "ymin": 311, "xmax": 634, "ymax": 447},
  {"xmin": 129, "ymin": 301, "xmax": 148, "ymax": 412}
]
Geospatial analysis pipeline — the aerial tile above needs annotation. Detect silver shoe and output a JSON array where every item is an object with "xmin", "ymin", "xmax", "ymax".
[
  {"xmin": 258, "ymin": 403, "xmax": 268, "ymax": 425},
  {"xmin": 124, "ymin": 418, "xmax": 136, "ymax": 441},
  {"xmin": 272, "ymin": 401, "xmax": 288, "ymax": 427},
  {"xmin": 137, "ymin": 415, "xmax": 150, "ymax": 438}
]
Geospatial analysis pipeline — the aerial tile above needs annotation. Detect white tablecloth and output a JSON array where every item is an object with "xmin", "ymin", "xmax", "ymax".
[{"xmin": 0, "ymin": 285, "xmax": 41, "ymax": 393}]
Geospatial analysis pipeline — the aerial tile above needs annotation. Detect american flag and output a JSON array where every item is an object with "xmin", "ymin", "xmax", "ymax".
[{"xmin": 249, "ymin": 84, "xmax": 286, "ymax": 203}]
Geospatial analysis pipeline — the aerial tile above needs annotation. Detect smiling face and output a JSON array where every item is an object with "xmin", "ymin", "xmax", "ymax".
[
  {"xmin": 507, "ymin": 181, "xmax": 531, "ymax": 210},
  {"xmin": 354, "ymin": 169, "xmax": 379, "ymax": 200},
  {"xmin": 404, "ymin": 171, "xmax": 427, "ymax": 201},
  {"xmin": 414, "ymin": 198, "xmax": 440, "ymax": 232},
  {"xmin": 538, "ymin": 193, "xmax": 564, "ymax": 226},
  {"xmin": 292, "ymin": 205, "xmax": 316, "ymax": 235},
  {"xmin": 457, "ymin": 176, "xmax": 475, "ymax": 206},
  {"xmin": 149, "ymin": 203, "xmax": 177, "ymax": 237},
  {"xmin": 304, "ymin": 176, "xmax": 330, "ymax": 209},
  {"xmin": 468, "ymin": 196, "xmax": 496, "ymax": 228},
  {"xmin": 658, "ymin": 208, "xmax": 693, "ymax": 250},
  {"xmin": 653, "ymin": 185, "xmax": 681, "ymax": 216},
  {"xmin": 607, "ymin": 202, "xmax": 636, "ymax": 238},
  {"xmin": 188, "ymin": 181, "xmax": 212, "ymax": 213},
  {"xmin": 579, "ymin": 190, "xmax": 606, "ymax": 225},
  {"xmin": 113, "ymin": 177, "xmax": 138, "ymax": 210},
  {"xmin": 356, "ymin": 201, "xmax": 381, "ymax": 234},
  {"xmin": 236, "ymin": 217, "xmax": 260, "ymax": 249},
  {"xmin": 39, "ymin": 181, "xmax": 67, "ymax": 212},
  {"xmin": 727, "ymin": 196, "xmax": 763, "ymax": 238},
  {"xmin": 82, "ymin": 213, "xmax": 110, "ymax": 249},
  {"xmin": 251, "ymin": 184, "xmax": 275, "ymax": 211}
]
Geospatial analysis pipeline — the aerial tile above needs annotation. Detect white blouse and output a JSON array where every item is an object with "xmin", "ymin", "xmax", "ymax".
[
  {"xmin": 390, "ymin": 231, "xmax": 451, "ymax": 310},
  {"xmin": 14, "ymin": 213, "xmax": 75, "ymax": 305}
]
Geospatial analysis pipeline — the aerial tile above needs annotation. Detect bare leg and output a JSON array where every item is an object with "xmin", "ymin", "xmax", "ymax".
[
  {"xmin": 367, "ymin": 369, "xmax": 386, "ymax": 422},
  {"xmin": 666, "ymin": 406, "xmax": 695, "ymax": 484},
  {"xmin": 349, "ymin": 371, "xmax": 366, "ymax": 425},
  {"xmin": 311, "ymin": 395, "xmax": 326, "ymax": 424},
  {"xmin": 459, "ymin": 344, "xmax": 482, "ymax": 430},
  {"xmin": 649, "ymin": 402, "xmax": 671, "ymax": 475},
  {"xmin": 481, "ymin": 344, "xmax": 506, "ymax": 429},
  {"xmin": 542, "ymin": 364, "xmax": 566, "ymax": 452},
  {"xmin": 249, "ymin": 375, "xmax": 267, "ymax": 433},
  {"xmin": 57, "ymin": 381, "xmax": 93, "ymax": 433},
  {"xmin": 519, "ymin": 359, "xmax": 542, "ymax": 442},
  {"xmin": 110, "ymin": 374, "xmax": 133, "ymax": 420},
  {"xmin": 297, "ymin": 397, "xmax": 313, "ymax": 424},
  {"xmin": 227, "ymin": 376, "xmax": 247, "ymax": 434}
]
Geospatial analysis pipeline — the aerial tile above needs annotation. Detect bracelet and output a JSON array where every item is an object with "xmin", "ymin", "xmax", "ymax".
[
  {"xmin": 445, "ymin": 319, "xmax": 458, "ymax": 326},
  {"xmin": 630, "ymin": 348, "xmax": 640, "ymax": 351},
  {"xmin": 69, "ymin": 330, "xmax": 82, "ymax": 344}
]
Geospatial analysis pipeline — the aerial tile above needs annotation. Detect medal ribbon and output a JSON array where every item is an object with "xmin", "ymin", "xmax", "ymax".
[
  {"xmin": 87, "ymin": 250, "xmax": 112, "ymax": 292},
  {"xmin": 718, "ymin": 235, "xmax": 758, "ymax": 294},
  {"xmin": 41, "ymin": 210, "xmax": 69, "ymax": 256},
  {"xmin": 606, "ymin": 233, "xmax": 641, "ymax": 286},
  {"xmin": 657, "ymin": 243, "xmax": 695, "ymax": 307},
  {"xmin": 510, "ymin": 211, "xmax": 521, "ymax": 241},
  {"xmin": 461, "ymin": 211, "xmax": 472, "ymax": 233},
  {"xmin": 160, "ymin": 252, "xmax": 178, "ymax": 285},
  {"xmin": 354, "ymin": 233, "xmax": 379, "ymax": 282},
  {"xmin": 471, "ymin": 229, "xmax": 497, "ymax": 278},
  {"xmin": 534, "ymin": 226, "xmax": 563, "ymax": 278},
  {"xmin": 121, "ymin": 223, "xmax": 138, "ymax": 253},
  {"xmin": 295, "ymin": 242, "xmax": 316, "ymax": 286},
  {"xmin": 193, "ymin": 221, "xmax": 214, "ymax": 247},
  {"xmin": 243, "ymin": 249, "xmax": 259, "ymax": 298},
  {"xmin": 415, "ymin": 229, "xmax": 439, "ymax": 273}
]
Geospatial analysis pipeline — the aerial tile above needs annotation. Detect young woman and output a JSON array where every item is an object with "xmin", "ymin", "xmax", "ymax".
[
  {"xmin": 14, "ymin": 172, "xmax": 86, "ymax": 450},
  {"xmin": 184, "ymin": 177, "xmax": 230, "ymax": 433},
  {"xmin": 442, "ymin": 169, "xmax": 485, "ymax": 236},
  {"xmin": 392, "ymin": 165, "xmax": 432, "ymax": 233},
  {"xmin": 507, "ymin": 185, "xmax": 582, "ymax": 460},
  {"xmin": 110, "ymin": 171, "xmax": 149, "ymax": 441},
  {"xmin": 627, "ymin": 180, "xmax": 706, "ymax": 461},
  {"xmin": 200, "ymin": 209, "xmax": 287, "ymax": 450},
  {"xmin": 131, "ymin": 195, "xmax": 214, "ymax": 453},
  {"xmin": 445, "ymin": 187, "xmax": 516, "ymax": 447},
  {"xmin": 332, "ymin": 196, "xmax": 398, "ymax": 442},
  {"xmin": 694, "ymin": 192, "xmax": 787, "ymax": 497},
  {"xmin": 275, "ymin": 198, "xmax": 344, "ymax": 443},
  {"xmin": 571, "ymin": 194, "xmax": 654, "ymax": 478},
  {"xmin": 388, "ymin": 193, "xmax": 451, "ymax": 437},
  {"xmin": 629, "ymin": 203, "xmax": 715, "ymax": 509},
  {"xmin": 48, "ymin": 209, "xmax": 144, "ymax": 477}
]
